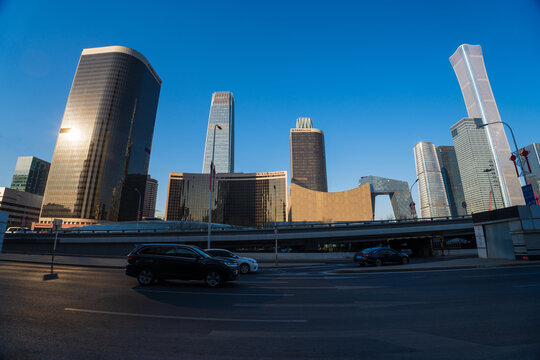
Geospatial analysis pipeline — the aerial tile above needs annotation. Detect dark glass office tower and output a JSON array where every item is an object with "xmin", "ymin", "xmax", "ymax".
[
  {"xmin": 40, "ymin": 46, "xmax": 161, "ymax": 225},
  {"xmin": 165, "ymin": 172, "xmax": 287, "ymax": 227},
  {"xmin": 290, "ymin": 117, "xmax": 327, "ymax": 192},
  {"xmin": 10, "ymin": 156, "xmax": 50, "ymax": 195},
  {"xmin": 142, "ymin": 176, "xmax": 158, "ymax": 218}
]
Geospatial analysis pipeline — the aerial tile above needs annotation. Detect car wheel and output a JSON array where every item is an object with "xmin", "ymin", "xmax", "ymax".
[
  {"xmin": 239, "ymin": 263, "xmax": 250, "ymax": 274},
  {"xmin": 137, "ymin": 268, "xmax": 154, "ymax": 286},
  {"xmin": 375, "ymin": 259, "xmax": 383, "ymax": 267},
  {"xmin": 402, "ymin": 257, "xmax": 409, "ymax": 265},
  {"xmin": 205, "ymin": 269, "xmax": 223, "ymax": 287}
]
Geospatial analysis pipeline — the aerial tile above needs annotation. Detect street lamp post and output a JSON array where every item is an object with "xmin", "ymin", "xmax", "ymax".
[
  {"xmin": 134, "ymin": 188, "xmax": 141, "ymax": 231},
  {"xmin": 477, "ymin": 121, "xmax": 526, "ymax": 185},
  {"xmin": 483, "ymin": 168, "xmax": 497, "ymax": 210},
  {"xmin": 409, "ymin": 178, "xmax": 419, "ymax": 219},
  {"xmin": 207, "ymin": 124, "xmax": 222, "ymax": 249},
  {"xmin": 274, "ymin": 185, "xmax": 278, "ymax": 267}
]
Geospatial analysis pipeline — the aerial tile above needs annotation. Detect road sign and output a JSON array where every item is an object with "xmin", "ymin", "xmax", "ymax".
[{"xmin": 52, "ymin": 219, "xmax": 63, "ymax": 232}]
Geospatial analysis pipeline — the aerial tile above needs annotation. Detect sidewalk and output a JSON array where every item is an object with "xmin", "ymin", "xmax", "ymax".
[
  {"xmin": 336, "ymin": 257, "xmax": 540, "ymax": 273},
  {"xmin": 0, "ymin": 252, "xmax": 324, "ymax": 269}
]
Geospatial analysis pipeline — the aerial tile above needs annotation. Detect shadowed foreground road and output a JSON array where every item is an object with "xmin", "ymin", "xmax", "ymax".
[{"xmin": 1, "ymin": 262, "xmax": 539, "ymax": 360}]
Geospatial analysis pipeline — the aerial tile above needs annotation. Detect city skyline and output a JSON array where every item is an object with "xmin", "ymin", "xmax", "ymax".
[{"xmin": 0, "ymin": 1, "xmax": 538, "ymax": 219}]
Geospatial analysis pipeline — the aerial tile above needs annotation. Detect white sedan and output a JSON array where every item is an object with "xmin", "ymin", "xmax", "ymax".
[{"xmin": 205, "ymin": 249, "xmax": 258, "ymax": 274}]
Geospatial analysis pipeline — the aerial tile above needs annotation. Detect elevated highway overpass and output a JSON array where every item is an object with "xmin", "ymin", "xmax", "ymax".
[{"xmin": 3, "ymin": 217, "xmax": 475, "ymax": 257}]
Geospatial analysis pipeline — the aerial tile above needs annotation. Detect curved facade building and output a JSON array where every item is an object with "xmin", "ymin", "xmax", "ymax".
[
  {"xmin": 450, "ymin": 44, "xmax": 524, "ymax": 208},
  {"xmin": 288, "ymin": 183, "xmax": 372, "ymax": 222},
  {"xmin": 413, "ymin": 142, "xmax": 451, "ymax": 218},
  {"xmin": 39, "ymin": 46, "xmax": 161, "ymax": 226},
  {"xmin": 290, "ymin": 118, "xmax": 327, "ymax": 192}
]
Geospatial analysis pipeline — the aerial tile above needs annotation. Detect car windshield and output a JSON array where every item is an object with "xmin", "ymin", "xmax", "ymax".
[{"xmin": 192, "ymin": 247, "xmax": 211, "ymax": 258}]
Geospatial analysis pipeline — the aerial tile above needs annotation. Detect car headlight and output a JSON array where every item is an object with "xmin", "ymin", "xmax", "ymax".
[{"xmin": 222, "ymin": 261, "xmax": 237, "ymax": 268}]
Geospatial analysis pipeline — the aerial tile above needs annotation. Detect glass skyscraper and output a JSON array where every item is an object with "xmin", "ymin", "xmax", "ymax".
[
  {"xmin": 142, "ymin": 176, "xmax": 158, "ymax": 218},
  {"xmin": 39, "ymin": 46, "xmax": 161, "ymax": 226},
  {"xmin": 202, "ymin": 92, "xmax": 234, "ymax": 174},
  {"xmin": 10, "ymin": 156, "xmax": 50, "ymax": 196},
  {"xmin": 451, "ymin": 118, "xmax": 504, "ymax": 214},
  {"xmin": 436, "ymin": 146, "xmax": 468, "ymax": 217},
  {"xmin": 413, "ymin": 142, "xmax": 451, "ymax": 218},
  {"xmin": 166, "ymin": 172, "xmax": 287, "ymax": 227},
  {"xmin": 290, "ymin": 117, "xmax": 328, "ymax": 192},
  {"xmin": 450, "ymin": 44, "xmax": 524, "ymax": 208}
]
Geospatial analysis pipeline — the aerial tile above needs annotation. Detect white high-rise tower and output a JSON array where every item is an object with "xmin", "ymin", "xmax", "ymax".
[{"xmin": 450, "ymin": 44, "xmax": 524, "ymax": 208}]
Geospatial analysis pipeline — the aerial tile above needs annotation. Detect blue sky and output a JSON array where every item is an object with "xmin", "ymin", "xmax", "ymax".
[{"xmin": 0, "ymin": 0, "xmax": 539, "ymax": 218}]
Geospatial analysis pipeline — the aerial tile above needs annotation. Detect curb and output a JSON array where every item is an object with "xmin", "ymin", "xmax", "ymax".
[
  {"xmin": 0, "ymin": 258, "xmax": 325, "ymax": 270},
  {"xmin": 335, "ymin": 262, "xmax": 540, "ymax": 273},
  {"xmin": 0, "ymin": 258, "xmax": 124, "ymax": 270}
]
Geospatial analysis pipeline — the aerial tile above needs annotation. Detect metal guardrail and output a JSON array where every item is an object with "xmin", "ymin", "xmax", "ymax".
[{"xmin": 17, "ymin": 216, "xmax": 473, "ymax": 236}]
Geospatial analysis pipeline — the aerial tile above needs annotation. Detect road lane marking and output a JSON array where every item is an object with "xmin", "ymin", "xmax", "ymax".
[
  {"xmin": 234, "ymin": 301, "xmax": 427, "ymax": 308},
  {"xmin": 64, "ymin": 308, "xmax": 306, "ymax": 323},
  {"xmin": 237, "ymin": 281, "xmax": 289, "ymax": 284},
  {"xmin": 254, "ymin": 286, "xmax": 385, "ymax": 290},
  {"xmin": 464, "ymin": 271, "xmax": 540, "ymax": 278},
  {"xmin": 132, "ymin": 289, "xmax": 295, "ymax": 297}
]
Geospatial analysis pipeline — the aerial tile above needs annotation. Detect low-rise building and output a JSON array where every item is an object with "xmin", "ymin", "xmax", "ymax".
[{"xmin": 0, "ymin": 187, "xmax": 43, "ymax": 229}]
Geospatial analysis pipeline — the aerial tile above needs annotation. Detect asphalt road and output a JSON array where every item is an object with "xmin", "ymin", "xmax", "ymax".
[{"xmin": 1, "ymin": 261, "xmax": 539, "ymax": 360}]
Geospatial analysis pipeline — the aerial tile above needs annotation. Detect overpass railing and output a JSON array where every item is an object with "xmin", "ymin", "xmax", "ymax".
[{"xmin": 22, "ymin": 215, "xmax": 473, "ymax": 236}]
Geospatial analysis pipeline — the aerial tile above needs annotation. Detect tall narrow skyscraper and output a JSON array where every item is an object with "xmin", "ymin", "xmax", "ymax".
[
  {"xmin": 290, "ymin": 117, "xmax": 328, "ymax": 192},
  {"xmin": 451, "ymin": 118, "xmax": 504, "ymax": 214},
  {"xmin": 142, "ymin": 176, "xmax": 158, "ymax": 218},
  {"xmin": 39, "ymin": 46, "xmax": 161, "ymax": 226},
  {"xmin": 10, "ymin": 156, "xmax": 50, "ymax": 196},
  {"xmin": 450, "ymin": 44, "xmax": 524, "ymax": 208},
  {"xmin": 202, "ymin": 92, "xmax": 234, "ymax": 174},
  {"xmin": 413, "ymin": 142, "xmax": 451, "ymax": 218},
  {"xmin": 436, "ymin": 146, "xmax": 468, "ymax": 217}
]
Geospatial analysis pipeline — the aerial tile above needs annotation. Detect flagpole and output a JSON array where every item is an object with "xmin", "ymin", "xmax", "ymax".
[{"xmin": 207, "ymin": 124, "xmax": 222, "ymax": 249}]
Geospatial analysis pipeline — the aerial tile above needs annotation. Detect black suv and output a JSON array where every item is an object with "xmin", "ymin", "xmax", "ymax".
[{"xmin": 126, "ymin": 244, "xmax": 239, "ymax": 287}]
